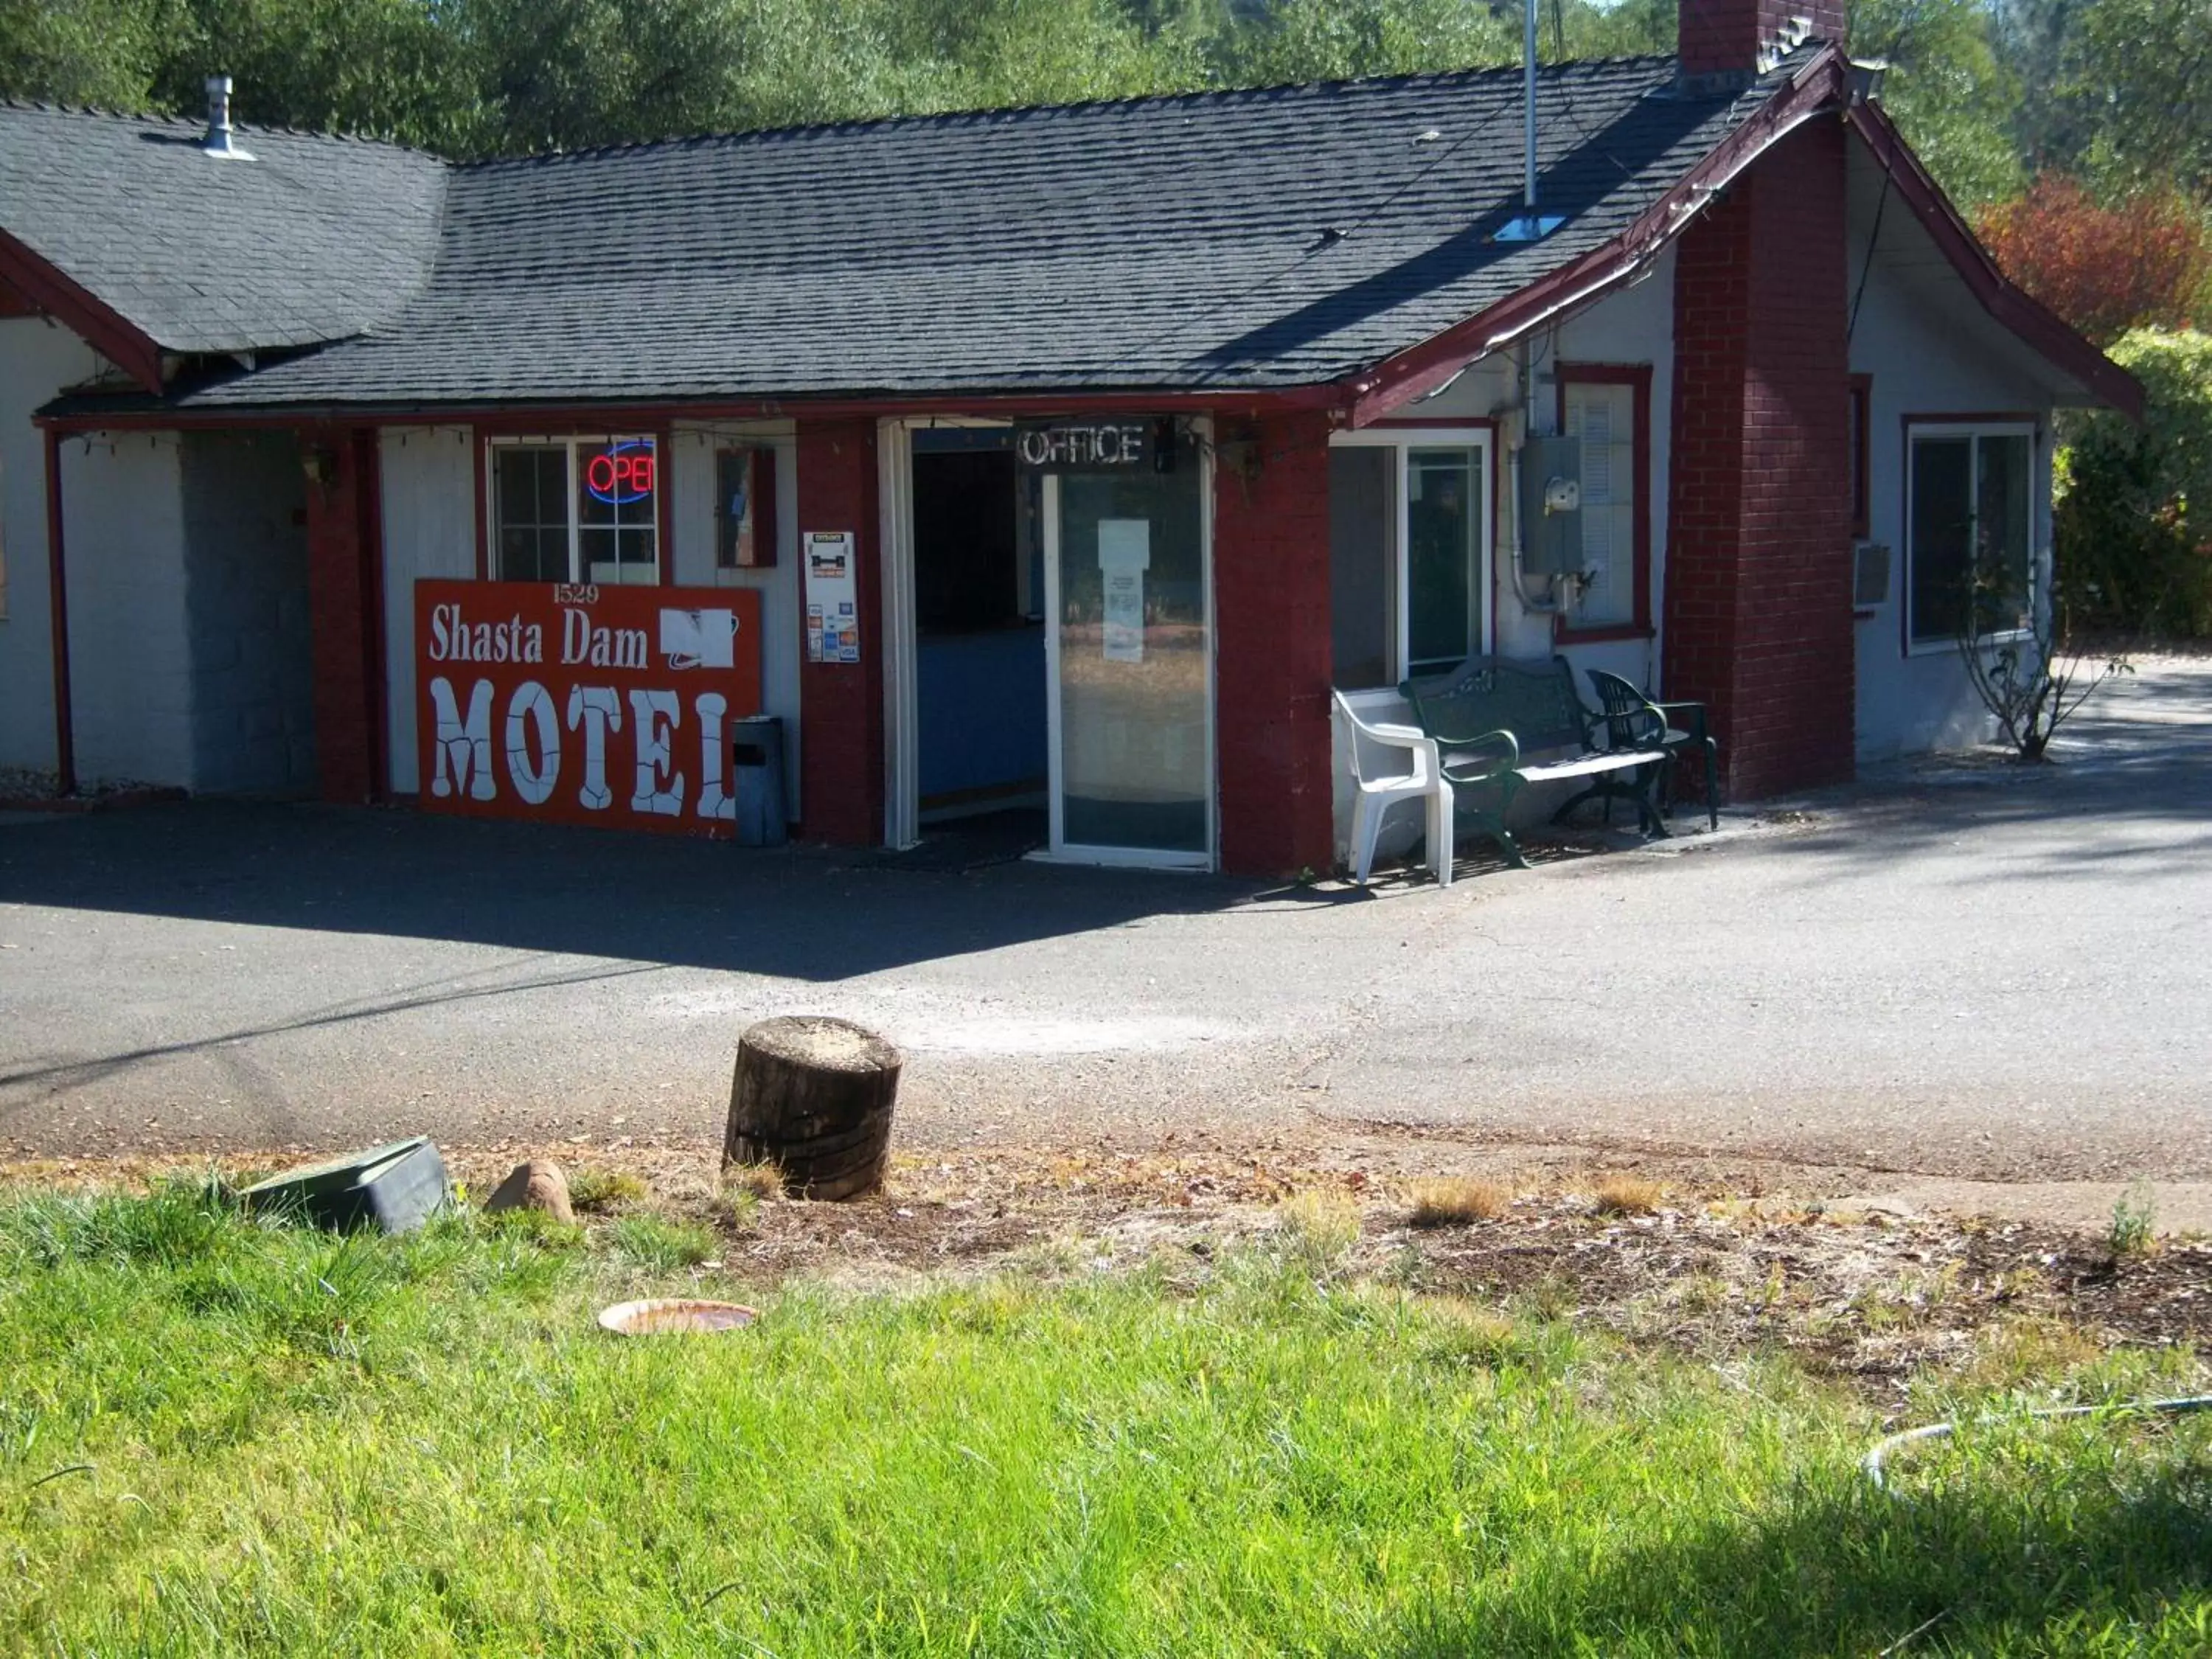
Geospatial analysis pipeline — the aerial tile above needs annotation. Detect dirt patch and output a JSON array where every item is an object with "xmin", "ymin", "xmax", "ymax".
[{"xmin": 10, "ymin": 1134, "xmax": 2203, "ymax": 1391}]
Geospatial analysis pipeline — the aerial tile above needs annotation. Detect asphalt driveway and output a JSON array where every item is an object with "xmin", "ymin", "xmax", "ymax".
[{"xmin": 4, "ymin": 659, "xmax": 2210, "ymax": 1192}]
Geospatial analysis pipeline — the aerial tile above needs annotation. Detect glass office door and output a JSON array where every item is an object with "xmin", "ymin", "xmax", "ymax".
[{"xmin": 1043, "ymin": 428, "xmax": 1210, "ymax": 864}]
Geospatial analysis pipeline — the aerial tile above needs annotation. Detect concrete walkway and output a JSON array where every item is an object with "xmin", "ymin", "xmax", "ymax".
[{"xmin": 4, "ymin": 659, "xmax": 2210, "ymax": 1220}]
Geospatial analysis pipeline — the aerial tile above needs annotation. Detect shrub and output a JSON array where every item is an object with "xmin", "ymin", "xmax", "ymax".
[
  {"xmin": 2056, "ymin": 328, "xmax": 2212, "ymax": 637},
  {"xmin": 1978, "ymin": 178, "xmax": 2212, "ymax": 346}
]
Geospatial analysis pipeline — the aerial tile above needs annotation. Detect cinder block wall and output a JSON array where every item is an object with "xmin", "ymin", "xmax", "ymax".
[
  {"xmin": 1214, "ymin": 409, "xmax": 1336, "ymax": 878},
  {"xmin": 1663, "ymin": 117, "xmax": 1856, "ymax": 799},
  {"xmin": 181, "ymin": 431, "xmax": 316, "ymax": 793}
]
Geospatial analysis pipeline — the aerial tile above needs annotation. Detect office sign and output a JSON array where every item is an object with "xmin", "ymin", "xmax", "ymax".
[
  {"xmin": 1015, "ymin": 420, "xmax": 1155, "ymax": 471},
  {"xmin": 415, "ymin": 580, "xmax": 763, "ymax": 838}
]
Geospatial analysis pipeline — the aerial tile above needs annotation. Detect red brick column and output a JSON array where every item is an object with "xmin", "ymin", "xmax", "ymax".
[
  {"xmin": 302, "ymin": 425, "xmax": 383, "ymax": 803},
  {"xmin": 1214, "ymin": 410, "xmax": 1336, "ymax": 878},
  {"xmin": 1662, "ymin": 119, "xmax": 1855, "ymax": 800},
  {"xmin": 1679, "ymin": 0, "xmax": 1845, "ymax": 78},
  {"xmin": 793, "ymin": 418, "xmax": 884, "ymax": 846}
]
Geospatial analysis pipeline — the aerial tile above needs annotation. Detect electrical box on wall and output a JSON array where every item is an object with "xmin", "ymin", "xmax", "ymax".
[
  {"xmin": 716, "ymin": 448, "xmax": 776, "ymax": 569},
  {"xmin": 1520, "ymin": 435, "xmax": 1583, "ymax": 577}
]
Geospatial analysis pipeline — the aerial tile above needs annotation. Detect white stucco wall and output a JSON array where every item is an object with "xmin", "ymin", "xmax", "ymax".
[
  {"xmin": 668, "ymin": 421, "xmax": 801, "ymax": 815},
  {"xmin": 1847, "ymin": 211, "xmax": 2059, "ymax": 759},
  {"xmin": 59, "ymin": 431, "xmax": 192, "ymax": 785},
  {"xmin": 1331, "ymin": 250, "xmax": 1678, "ymax": 862},
  {"xmin": 0, "ymin": 317, "xmax": 104, "ymax": 774},
  {"xmin": 378, "ymin": 425, "xmax": 477, "ymax": 794}
]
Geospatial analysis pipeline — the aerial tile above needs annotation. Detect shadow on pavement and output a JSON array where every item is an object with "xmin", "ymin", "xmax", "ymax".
[
  {"xmin": 0, "ymin": 799, "xmax": 1271, "ymax": 981},
  {"xmin": 1744, "ymin": 660, "xmax": 2212, "ymax": 887}
]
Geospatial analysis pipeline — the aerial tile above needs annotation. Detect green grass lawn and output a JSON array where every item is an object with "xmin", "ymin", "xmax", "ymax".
[{"xmin": 2, "ymin": 1180, "xmax": 2209, "ymax": 1656}]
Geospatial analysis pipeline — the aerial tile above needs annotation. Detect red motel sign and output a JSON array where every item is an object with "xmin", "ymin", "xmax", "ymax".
[{"xmin": 414, "ymin": 580, "xmax": 764, "ymax": 838}]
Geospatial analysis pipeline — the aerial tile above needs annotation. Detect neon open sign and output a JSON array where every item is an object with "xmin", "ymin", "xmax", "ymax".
[{"xmin": 585, "ymin": 440, "xmax": 656, "ymax": 505}]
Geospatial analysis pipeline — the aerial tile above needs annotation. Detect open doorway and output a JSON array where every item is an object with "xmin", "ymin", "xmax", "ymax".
[{"xmin": 908, "ymin": 428, "xmax": 1048, "ymax": 858}]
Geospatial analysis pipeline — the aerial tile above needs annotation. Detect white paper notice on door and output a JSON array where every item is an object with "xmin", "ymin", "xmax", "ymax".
[{"xmin": 1098, "ymin": 518, "xmax": 1150, "ymax": 664}]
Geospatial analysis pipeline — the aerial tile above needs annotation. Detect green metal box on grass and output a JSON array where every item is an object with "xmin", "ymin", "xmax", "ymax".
[{"xmin": 238, "ymin": 1137, "xmax": 451, "ymax": 1234}]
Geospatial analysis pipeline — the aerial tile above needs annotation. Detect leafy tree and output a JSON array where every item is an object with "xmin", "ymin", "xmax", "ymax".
[
  {"xmin": 1852, "ymin": 0, "xmax": 2023, "ymax": 208},
  {"xmin": 2056, "ymin": 329, "xmax": 2212, "ymax": 637},
  {"xmin": 1978, "ymin": 176, "xmax": 2211, "ymax": 344},
  {"xmin": 0, "ymin": 0, "xmax": 170, "ymax": 109},
  {"xmin": 146, "ymin": 0, "xmax": 467, "ymax": 146},
  {"xmin": 2064, "ymin": 0, "xmax": 2212, "ymax": 196},
  {"xmin": 2000, "ymin": 0, "xmax": 2212, "ymax": 196}
]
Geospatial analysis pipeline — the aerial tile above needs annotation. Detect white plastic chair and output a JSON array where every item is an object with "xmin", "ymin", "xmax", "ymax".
[{"xmin": 1333, "ymin": 691, "xmax": 1455, "ymax": 888}]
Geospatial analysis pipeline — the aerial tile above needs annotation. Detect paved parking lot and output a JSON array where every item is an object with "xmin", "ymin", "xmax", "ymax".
[{"xmin": 4, "ymin": 660, "xmax": 2210, "ymax": 1199}]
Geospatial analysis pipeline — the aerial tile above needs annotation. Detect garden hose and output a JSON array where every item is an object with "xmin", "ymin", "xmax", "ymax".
[{"xmin": 1864, "ymin": 1396, "xmax": 2212, "ymax": 1491}]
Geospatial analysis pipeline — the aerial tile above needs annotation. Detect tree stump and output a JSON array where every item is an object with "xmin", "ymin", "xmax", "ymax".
[{"xmin": 723, "ymin": 1016, "xmax": 901, "ymax": 1200}]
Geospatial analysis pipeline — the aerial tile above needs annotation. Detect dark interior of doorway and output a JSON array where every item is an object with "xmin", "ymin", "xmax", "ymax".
[{"xmin": 911, "ymin": 429, "xmax": 1047, "ymax": 855}]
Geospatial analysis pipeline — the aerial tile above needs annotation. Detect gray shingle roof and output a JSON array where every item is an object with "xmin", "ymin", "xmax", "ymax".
[
  {"xmin": 170, "ymin": 56, "xmax": 1784, "ymax": 409},
  {"xmin": 0, "ymin": 100, "xmax": 448, "ymax": 354}
]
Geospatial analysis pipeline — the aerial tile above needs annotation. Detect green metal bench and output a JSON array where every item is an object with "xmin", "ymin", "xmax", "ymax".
[{"xmin": 1397, "ymin": 656, "xmax": 1668, "ymax": 871}]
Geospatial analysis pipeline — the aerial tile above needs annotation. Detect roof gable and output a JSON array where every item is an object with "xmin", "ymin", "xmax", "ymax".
[{"xmin": 0, "ymin": 100, "xmax": 448, "ymax": 357}]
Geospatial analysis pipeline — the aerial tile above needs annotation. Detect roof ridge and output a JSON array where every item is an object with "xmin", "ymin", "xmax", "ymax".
[
  {"xmin": 0, "ymin": 94, "xmax": 442, "ymax": 157},
  {"xmin": 458, "ymin": 52, "xmax": 1683, "ymax": 171}
]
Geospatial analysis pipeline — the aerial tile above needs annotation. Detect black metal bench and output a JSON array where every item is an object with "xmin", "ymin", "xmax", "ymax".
[{"xmin": 1397, "ymin": 656, "xmax": 1668, "ymax": 870}]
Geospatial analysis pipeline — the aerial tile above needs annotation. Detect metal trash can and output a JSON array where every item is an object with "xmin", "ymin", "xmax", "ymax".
[{"xmin": 731, "ymin": 714, "xmax": 788, "ymax": 847}]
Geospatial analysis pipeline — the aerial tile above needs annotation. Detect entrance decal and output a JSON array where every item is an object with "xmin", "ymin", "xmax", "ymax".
[{"xmin": 414, "ymin": 580, "xmax": 763, "ymax": 838}]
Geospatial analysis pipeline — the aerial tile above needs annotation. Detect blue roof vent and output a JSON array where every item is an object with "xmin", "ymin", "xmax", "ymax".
[{"xmin": 204, "ymin": 74, "xmax": 254, "ymax": 161}]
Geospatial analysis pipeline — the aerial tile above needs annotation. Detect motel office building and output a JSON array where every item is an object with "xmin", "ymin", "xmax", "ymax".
[{"xmin": 0, "ymin": 0, "xmax": 2139, "ymax": 875}]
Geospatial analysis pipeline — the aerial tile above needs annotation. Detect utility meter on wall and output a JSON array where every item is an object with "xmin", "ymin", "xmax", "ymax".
[{"xmin": 1520, "ymin": 435, "xmax": 1582, "ymax": 577}]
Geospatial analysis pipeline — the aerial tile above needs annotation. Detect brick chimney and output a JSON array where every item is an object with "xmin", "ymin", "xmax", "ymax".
[
  {"xmin": 1660, "ymin": 0, "xmax": 1857, "ymax": 801},
  {"xmin": 1679, "ymin": 0, "xmax": 1847, "ymax": 80}
]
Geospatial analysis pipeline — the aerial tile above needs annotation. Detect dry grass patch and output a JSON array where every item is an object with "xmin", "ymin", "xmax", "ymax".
[
  {"xmin": 1407, "ymin": 1176, "xmax": 1513, "ymax": 1228},
  {"xmin": 1590, "ymin": 1174, "xmax": 1666, "ymax": 1217},
  {"xmin": 722, "ymin": 1161, "xmax": 785, "ymax": 1200},
  {"xmin": 1274, "ymin": 1188, "xmax": 1362, "ymax": 1274},
  {"xmin": 567, "ymin": 1166, "xmax": 648, "ymax": 1212}
]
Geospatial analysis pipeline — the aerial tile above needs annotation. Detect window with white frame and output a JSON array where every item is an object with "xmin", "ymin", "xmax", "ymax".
[
  {"xmin": 490, "ymin": 436, "xmax": 660, "ymax": 585},
  {"xmin": 1559, "ymin": 369, "xmax": 1645, "ymax": 633},
  {"xmin": 1328, "ymin": 431, "xmax": 1489, "ymax": 689},
  {"xmin": 1907, "ymin": 422, "xmax": 2034, "ymax": 648}
]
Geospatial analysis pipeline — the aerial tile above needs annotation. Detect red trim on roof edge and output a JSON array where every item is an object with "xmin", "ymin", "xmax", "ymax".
[
  {"xmin": 35, "ymin": 384, "xmax": 1343, "ymax": 433},
  {"xmin": 1842, "ymin": 101, "xmax": 2143, "ymax": 423},
  {"xmin": 0, "ymin": 229, "xmax": 163, "ymax": 395},
  {"xmin": 1343, "ymin": 47, "xmax": 1854, "ymax": 426}
]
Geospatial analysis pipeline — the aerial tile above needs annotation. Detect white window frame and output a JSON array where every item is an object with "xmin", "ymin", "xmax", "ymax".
[
  {"xmin": 485, "ymin": 434, "xmax": 663, "ymax": 586},
  {"xmin": 1905, "ymin": 420, "xmax": 2037, "ymax": 656},
  {"xmin": 1328, "ymin": 428, "xmax": 1494, "ymax": 689}
]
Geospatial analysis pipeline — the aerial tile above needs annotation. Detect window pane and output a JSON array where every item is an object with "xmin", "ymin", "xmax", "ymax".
[
  {"xmin": 580, "ymin": 526, "xmax": 618, "ymax": 582},
  {"xmin": 579, "ymin": 439, "xmax": 657, "ymax": 585},
  {"xmin": 1329, "ymin": 446, "xmax": 1394, "ymax": 689},
  {"xmin": 1407, "ymin": 448, "xmax": 1478, "ymax": 675},
  {"xmin": 495, "ymin": 448, "xmax": 568, "ymax": 582},
  {"xmin": 1910, "ymin": 437, "xmax": 1973, "ymax": 643},
  {"xmin": 1565, "ymin": 383, "xmax": 1636, "ymax": 627},
  {"xmin": 1976, "ymin": 434, "xmax": 2033, "ymax": 630}
]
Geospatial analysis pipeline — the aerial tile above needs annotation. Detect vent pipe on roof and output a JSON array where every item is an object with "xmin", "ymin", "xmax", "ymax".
[
  {"xmin": 204, "ymin": 74, "xmax": 253, "ymax": 160},
  {"xmin": 1493, "ymin": 0, "xmax": 1562, "ymax": 241}
]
